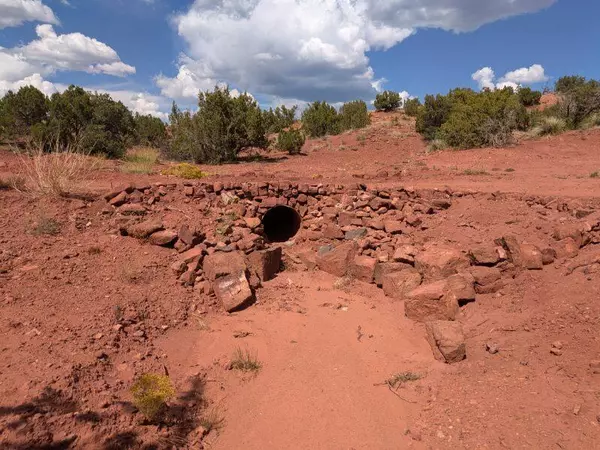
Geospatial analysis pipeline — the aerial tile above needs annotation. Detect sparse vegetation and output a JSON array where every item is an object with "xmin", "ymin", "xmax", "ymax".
[
  {"xmin": 463, "ymin": 169, "xmax": 489, "ymax": 176},
  {"xmin": 162, "ymin": 163, "xmax": 206, "ymax": 179},
  {"xmin": 505, "ymin": 168, "xmax": 515, "ymax": 172},
  {"xmin": 131, "ymin": 373, "xmax": 176, "ymax": 421},
  {"xmin": 230, "ymin": 347, "xmax": 262, "ymax": 373},
  {"xmin": 386, "ymin": 371, "xmax": 422, "ymax": 389},
  {"xmin": 531, "ymin": 116, "xmax": 567, "ymax": 137},
  {"xmin": 17, "ymin": 147, "xmax": 98, "ymax": 196},
  {"xmin": 32, "ymin": 215, "xmax": 61, "ymax": 236},
  {"xmin": 403, "ymin": 98, "xmax": 422, "ymax": 117},
  {"xmin": 276, "ymin": 129, "xmax": 305, "ymax": 155},
  {"xmin": 427, "ymin": 139, "xmax": 447, "ymax": 152},
  {"xmin": 591, "ymin": 171, "xmax": 599, "ymax": 178},
  {"xmin": 199, "ymin": 407, "xmax": 225, "ymax": 433},
  {"xmin": 121, "ymin": 147, "xmax": 159, "ymax": 174},
  {"xmin": 374, "ymin": 90, "xmax": 401, "ymax": 112}
]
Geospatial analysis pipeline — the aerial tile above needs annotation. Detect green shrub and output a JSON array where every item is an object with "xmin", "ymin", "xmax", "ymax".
[
  {"xmin": 417, "ymin": 87, "xmax": 528, "ymax": 148},
  {"xmin": 374, "ymin": 91, "xmax": 401, "ymax": 112},
  {"xmin": 554, "ymin": 76, "xmax": 600, "ymax": 128},
  {"xmin": 339, "ymin": 100, "xmax": 370, "ymax": 130},
  {"xmin": 162, "ymin": 163, "xmax": 206, "ymax": 179},
  {"xmin": 517, "ymin": 87, "xmax": 542, "ymax": 107},
  {"xmin": 167, "ymin": 87, "xmax": 268, "ymax": 164},
  {"xmin": 131, "ymin": 374, "xmax": 175, "ymax": 421},
  {"xmin": 276, "ymin": 129, "xmax": 305, "ymax": 154},
  {"xmin": 263, "ymin": 105, "xmax": 297, "ymax": 133},
  {"xmin": 0, "ymin": 86, "xmax": 48, "ymax": 139},
  {"xmin": 133, "ymin": 114, "xmax": 167, "ymax": 148},
  {"xmin": 403, "ymin": 98, "xmax": 422, "ymax": 117},
  {"xmin": 301, "ymin": 101, "xmax": 341, "ymax": 137}
]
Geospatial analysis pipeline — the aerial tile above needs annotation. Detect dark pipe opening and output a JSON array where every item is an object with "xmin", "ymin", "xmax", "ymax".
[{"xmin": 262, "ymin": 205, "xmax": 302, "ymax": 243}]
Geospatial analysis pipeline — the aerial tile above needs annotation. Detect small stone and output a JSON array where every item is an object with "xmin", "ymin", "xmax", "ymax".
[
  {"xmin": 573, "ymin": 405, "xmax": 581, "ymax": 415},
  {"xmin": 93, "ymin": 333, "xmax": 103, "ymax": 340},
  {"xmin": 486, "ymin": 343, "xmax": 499, "ymax": 354},
  {"xmin": 133, "ymin": 330, "xmax": 145, "ymax": 338},
  {"xmin": 148, "ymin": 230, "xmax": 178, "ymax": 246},
  {"xmin": 550, "ymin": 348, "xmax": 562, "ymax": 356},
  {"xmin": 589, "ymin": 360, "xmax": 600, "ymax": 374},
  {"xmin": 552, "ymin": 341, "xmax": 563, "ymax": 350}
]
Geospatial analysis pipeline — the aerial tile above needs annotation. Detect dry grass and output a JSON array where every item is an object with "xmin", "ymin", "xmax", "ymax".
[
  {"xmin": 121, "ymin": 147, "xmax": 159, "ymax": 174},
  {"xmin": 386, "ymin": 371, "xmax": 422, "ymax": 389},
  {"xmin": 199, "ymin": 406, "xmax": 225, "ymax": 433},
  {"xmin": 427, "ymin": 139, "xmax": 447, "ymax": 152},
  {"xmin": 0, "ymin": 175, "xmax": 26, "ymax": 191},
  {"xmin": 32, "ymin": 215, "xmax": 61, "ymax": 236},
  {"xmin": 16, "ymin": 147, "xmax": 98, "ymax": 197},
  {"xmin": 530, "ymin": 116, "xmax": 567, "ymax": 137},
  {"xmin": 162, "ymin": 163, "xmax": 206, "ymax": 179},
  {"xmin": 230, "ymin": 347, "xmax": 262, "ymax": 373}
]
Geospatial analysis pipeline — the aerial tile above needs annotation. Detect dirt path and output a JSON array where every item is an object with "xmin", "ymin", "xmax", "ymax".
[{"xmin": 160, "ymin": 271, "xmax": 432, "ymax": 449}]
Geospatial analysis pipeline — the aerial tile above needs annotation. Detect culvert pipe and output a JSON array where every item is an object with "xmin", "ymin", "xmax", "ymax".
[{"xmin": 262, "ymin": 205, "xmax": 302, "ymax": 243}]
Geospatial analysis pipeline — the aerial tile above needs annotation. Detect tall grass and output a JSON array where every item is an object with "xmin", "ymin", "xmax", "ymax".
[
  {"xmin": 121, "ymin": 147, "xmax": 159, "ymax": 174},
  {"xmin": 530, "ymin": 116, "xmax": 567, "ymax": 137}
]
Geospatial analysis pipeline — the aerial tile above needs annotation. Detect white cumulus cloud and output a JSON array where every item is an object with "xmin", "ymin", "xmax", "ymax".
[
  {"xmin": 0, "ymin": 73, "xmax": 62, "ymax": 97},
  {"xmin": 472, "ymin": 64, "xmax": 548, "ymax": 90},
  {"xmin": 0, "ymin": 0, "xmax": 58, "ymax": 29},
  {"xmin": 15, "ymin": 24, "xmax": 135, "ymax": 77},
  {"xmin": 157, "ymin": 0, "xmax": 556, "ymax": 103}
]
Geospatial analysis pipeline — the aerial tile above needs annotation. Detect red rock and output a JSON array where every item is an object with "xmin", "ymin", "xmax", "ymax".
[
  {"xmin": 470, "ymin": 266, "xmax": 502, "ymax": 287},
  {"xmin": 501, "ymin": 235, "xmax": 522, "ymax": 266},
  {"xmin": 148, "ymin": 230, "xmax": 178, "ymax": 246},
  {"xmin": 350, "ymin": 255, "xmax": 377, "ymax": 283},
  {"xmin": 384, "ymin": 220, "xmax": 403, "ymax": 234},
  {"xmin": 520, "ymin": 243, "xmax": 543, "ymax": 270},
  {"xmin": 468, "ymin": 246, "xmax": 500, "ymax": 266},
  {"xmin": 338, "ymin": 212, "xmax": 356, "ymax": 227},
  {"xmin": 315, "ymin": 242, "xmax": 357, "ymax": 277},
  {"xmin": 246, "ymin": 247, "xmax": 282, "ymax": 282},
  {"xmin": 244, "ymin": 217, "xmax": 261, "ymax": 229},
  {"xmin": 180, "ymin": 246, "xmax": 205, "ymax": 264},
  {"xmin": 297, "ymin": 249, "xmax": 317, "ymax": 270},
  {"xmin": 425, "ymin": 321, "xmax": 466, "ymax": 364},
  {"xmin": 393, "ymin": 244, "xmax": 417, "ymax": 264},
  {"xmin": 203, "ymin": 251, "xmax": 247, "ymax": 281},
  {"xmin": 445, "ymin": 274, "xmax": 476, "ymax": 304},
  {"xmin": 125, "ymin": 219, "xmax": 164, "ymax": 239},
  {"xmin": 323, "ymin": 224, "xmax": 344, "ymax": 239},
  {"xmin": 541, "ymin": 247, "xmax": 557, "ymax": 265},
  {"xmin": 104, "ymin": 183, "xmax": 134, "ymax": 201},
  {"xmin": 404, "ymin": 214, "xmax": 422, "ymax": 227},
  {"xmin": 405, "ymin": 280, "xmax": 457, "ymax": 321},
  {"xmin": 213, "ymin": 271, "xmax": 255, "ymax": 312},
  {"xmin": 109, "ymin": 191, "xmax": 128, "ymax": 207},
  {"xmin": 374, "ymin": 262, "xmax": 412, "ymax": 286},
  {"xmin": 178, "ymin": 225, "xmax": 203, "ymax": 246},
  {"xmin": 118, "ymin": 203, "xmax": 146, "ymax": 216},
  {"xmin": 432, "ymin": 199, "xmax": 452, "ymax": 210},
  {"xmin": 382, "ymin": 268, "xmax": 422, "ymax": 299},
  {"xmin": 414, "ymin": 245, "xmax": 470, "ymax": 281},
  {"xmin": 553, "ymin": 223, "xmax": 584, "ymax": 248},
  {"xmin": 183, "ymin": 186, "xmax": 194, "ymax": 196},
  {"xmin": 553, "ymin": 237, "xmax": 579, "ymax": 259}
]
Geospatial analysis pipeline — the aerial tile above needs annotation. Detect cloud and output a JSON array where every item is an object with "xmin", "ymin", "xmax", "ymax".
[
  {"xmin": 96, "ymin": 89, "xmax": 169, "ymax": 120},
  {"xmin": 499, "ymin": 64, "xmax": 548, "ymax": 85},
  {"xmin": 0, "ymin": 0, "xmax": 58, "ymax": 29},
  {"xmin": 157, "ymin": 0, "xmax": 555, "ymax": 103},
  {"xmin": 15, "ymin": 24, "xmax": 135, "ymax": 77},
  {"xmin": 0, "ymin": 73, "xmax": 62, "ymax": 97},
  {"xmin": 472, "ymin": 64, "xmax": 548, "ymax": 90}
]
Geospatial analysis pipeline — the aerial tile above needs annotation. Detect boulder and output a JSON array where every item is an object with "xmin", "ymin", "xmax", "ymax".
[
  {"xmin": 552, "ymin": 237, "xmax": 579, "ymax": 259},
  {"xmin": 203, "ymin": 251, "xmax": 247, "ymax": 281},
  {"xmin": 384, "ymin": 220, "xmax": 403, "ymax": 235},
  {"xmin": 315, "ymin": 242, "xmax": 357, "ymax": 277},
  {"xmin": 247, "ymin": 247, "xmax": 282, "ymax": 282},
  {"xmin": 297, "ymin": 249, "xmax": 317, "ymax": 270},
  {"xmin": 445, "ymin": 274, "xmax": 476, "ymax": 305},
  {"xmin": 345, "ymin": 228, "xmax": 368, "ymax": 240},
  {"xmin": 374, "ymin": 262, "xmax": 412, "ymax": 287},
  {"xmin": 415, "ymin": 245, "xmax": 470, "ymax": 281},
  {"xmin": 104, "ymin": 183, "xmax": 134, "ymax": 201},
  {"xmin": 425, "ymin": 321, "xmax": 466, "ymax": 364},
  {"xmin": 178, "ymin": 225, "xmax": 204, "ymax": 246},
  {"xmin": 520, "ymin": 243, "xmax": 543, "ymax": 270},
  {"xmin": 323, "ymin": 224, "xmax": 344, "ymax": 240},
  {"xmin": 553, "ymin": 223, "xmax": 584, "ymax": 248},
  {"xmin": 381, "ymin": 268, "xmax": 422, "ymax": 299},
  {"xmin": 404, "ymin": 280, "xmax": 459, "ymax": 322},
  {"xmin": 148, "ymin": 230, "xmax": 178, "ymax": 247},
  {"xmin": 541, "ymin": 247, "xmax": 557, "ymax": 265},
  {"xmin": 109, "ymin": 191, "xmax": 128, "ymax": 207},
  {"xmin": 501, "ymin": 235, "xmax": 522, "ymax": 266},
  {"xmin": 468, "ymin": 246, "xmax": 500, "ymax": 266},
  {"xmin": 470, "ymin": 266, "xmax": 502, "ymax": 287},
  {"xmin": 350, "ymin": 255, "xmax": 376, "ymax": 283},
  {"xmin": 125, "ymin": 219, "xmax": 164, "ymax": 239},
  {"xmin": 392, "ymin": 244, "xmax": 417, "ymax": 265},
  {"xmin": 213, "ymin": 271, "xmax": 255, "ymax": 312}
]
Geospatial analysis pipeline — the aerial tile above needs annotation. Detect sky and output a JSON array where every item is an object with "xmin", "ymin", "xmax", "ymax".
[{"xmin": 0, "ymin": 0, "xmax": 598, "ymax": 120}]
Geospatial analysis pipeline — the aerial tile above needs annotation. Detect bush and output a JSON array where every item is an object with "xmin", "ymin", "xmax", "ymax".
[
  {"xmin": 276, "ymin": 129, "xmax": 305, "ymax": 154},
  {"xmin": 167, "ymin": 87, "xmax": 268, "ymax": 164},
  {"xmin": 131, "ymin": 374, "xmax": 175, "ymax": 421},
  {"xmin": 263, "ymin": 105, "xmax": 297, "ymax": 133},
  {"xmin": 403, "ymin": 98, "xmax": 422, "ymax": 117},
  {"xmin": 301, "ymin": 101, "xmax": 340, "ymax": 137},
  {"xmin": 531, "ymin": 116, "xmax": 567, "ymax": 136},
  {"xmin": 554, "ymin": 76, "xmax": 600, "ymax": 128},
  {"xmin": 518, "ymin": 87, "xmax": 542, "ymax": 107},
  {"xmin": 417, "ymin": 87, "xmax": 528, "ymax": 148},
  {"xmin": 162, "ymin": 163, "xmax": 206, "ymax": 179},
  {"xmin": 134, "ymin": 114, "xmax": 167, "ymax": 148},
  {"xmin": 374, "ymin": 91, "xmax": 401, "ymax": 112},
  {"xmin": 0, "ymin": 86, "xmax": 48, "ymax": 139},
  {"xmin": 339, "ymin": 100, "xmax": 370, "ymax": 130}
]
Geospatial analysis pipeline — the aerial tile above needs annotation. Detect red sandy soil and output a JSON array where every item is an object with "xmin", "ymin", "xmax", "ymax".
[{"xmin": 1, "ymin": 115, "xmax": 599, "ymax": 449}]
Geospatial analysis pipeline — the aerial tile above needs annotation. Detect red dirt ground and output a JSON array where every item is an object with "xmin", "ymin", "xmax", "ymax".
[{"xmin": 1, "ymin": 114, "xmax": 599, "ymax": 449}]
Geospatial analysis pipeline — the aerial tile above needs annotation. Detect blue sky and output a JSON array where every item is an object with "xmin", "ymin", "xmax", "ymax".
[{"xmin": 0, "ymin": 0, "xmax": 597, "ymax": 118}]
